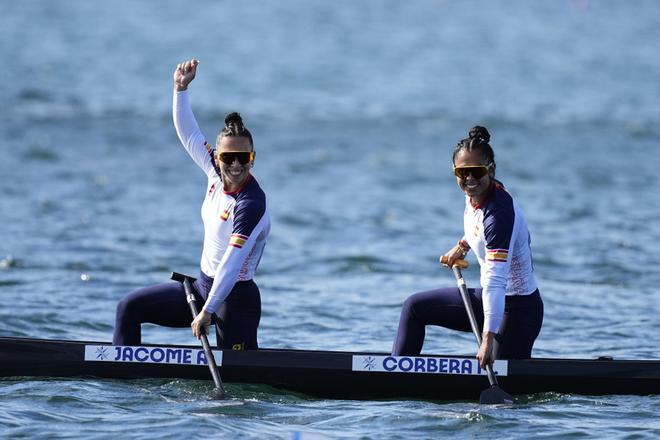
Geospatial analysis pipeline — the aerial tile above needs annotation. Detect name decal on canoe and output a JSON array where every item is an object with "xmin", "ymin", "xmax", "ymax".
[
  {"xmin": 84, "ymin": 345, "xmax": 223, "ymax": 366},
  {"xmin": 351, "ymin": 355, "xmax": 508, "ymax": 376}
]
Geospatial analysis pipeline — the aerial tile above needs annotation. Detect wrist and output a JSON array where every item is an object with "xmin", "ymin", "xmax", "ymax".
[
  {"xmin": 456, "ymin": 239, "xmax": 470, "ymax": 257},
  {"xmin": 174, "ymin": 83, "xmax": 188, "ymax": 92},
  {"xmin": 482, "ymin": 331, "xmax": 496, "ymax": 342}
]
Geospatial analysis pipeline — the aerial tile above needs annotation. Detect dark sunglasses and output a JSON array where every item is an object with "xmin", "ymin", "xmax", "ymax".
[
  {"xmin": 216, "ymin": 151, "xmax": 255, "ymax": 165},
  {"xmin": 453, "ymin": 163, "xmax": 493, "ymax": 180}
]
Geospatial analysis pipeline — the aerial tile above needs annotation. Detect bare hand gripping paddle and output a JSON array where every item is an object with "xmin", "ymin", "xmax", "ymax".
[
  {"xmin": 441, "ymin": 257, "xmax": 515, "ymax": 404},
  {"xmin": 171, "ymin": 272, "xmax": 226, "ymax": 399}
]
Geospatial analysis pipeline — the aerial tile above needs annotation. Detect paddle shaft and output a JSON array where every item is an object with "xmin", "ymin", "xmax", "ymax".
[
  {"xmin": 451, "ymin": 266, "xmax": 500, "ymax": 387},
  {"xmin": 180, "ymin": 276, "xmax": 226, "ymax": 397}
]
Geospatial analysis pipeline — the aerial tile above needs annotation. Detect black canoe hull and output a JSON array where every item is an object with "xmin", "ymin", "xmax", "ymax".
[{"xmin": 1, "ymin": 337, "xmax": 659, "ymax": 400}]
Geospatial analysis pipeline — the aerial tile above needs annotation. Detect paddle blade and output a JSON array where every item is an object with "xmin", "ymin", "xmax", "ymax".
[
  {"xmin": 212, "ymin": 387, "xmax": 227, "ymax": 400},
  {"xmin": 479, "ymin": 385, "xmax": 515, "ymax": 405}
]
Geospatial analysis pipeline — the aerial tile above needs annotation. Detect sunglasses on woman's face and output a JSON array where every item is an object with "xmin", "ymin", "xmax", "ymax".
[
  {"xmin": 216, "ymin": 151, "xmax": 255, "ymax": 165},
  {"xmin": 453, "ymin": 163, "xmax": 492, "ymax": 180}
]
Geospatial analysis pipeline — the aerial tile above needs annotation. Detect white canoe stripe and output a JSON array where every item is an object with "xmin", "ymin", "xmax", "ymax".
[
  {"xmin": 84, "ymin": 345, "xmax": 223, "ymax": 366},
  {"xmin": 352, "ymin": 355, "xmax": 508, "ymax": 376}
]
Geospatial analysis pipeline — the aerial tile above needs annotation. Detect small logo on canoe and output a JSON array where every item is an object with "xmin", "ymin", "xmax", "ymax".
[
  {"xmin": 95, "ymin": 346, "xmax": 110, "ymax": 360},
  {"xmin": 363, "ymin": 356, "xmax": 376, "ymax": 371}
]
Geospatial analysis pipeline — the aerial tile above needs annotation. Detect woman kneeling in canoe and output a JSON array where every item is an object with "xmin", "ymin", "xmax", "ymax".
[
  {"xmin": 392, "ymin": 126, "xmax": 543, "ymax": 367},
  {"xmin": 113, "ymin": 59, "xmax": 270, "ymax": 350}
]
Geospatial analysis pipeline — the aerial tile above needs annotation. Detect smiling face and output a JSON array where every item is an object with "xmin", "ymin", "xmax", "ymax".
[
  {"xmin": 215, "ymin": 136, "xmax": 254, "ymax": 192},
  {"xmin": 453, "ymin": 148, "xmax": 495, "ymax": 205}
]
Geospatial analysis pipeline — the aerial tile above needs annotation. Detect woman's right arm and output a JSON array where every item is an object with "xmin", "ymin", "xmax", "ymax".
[{"xmin": 172, "ymin": 59, "xmax": 214, "ymax": 175}]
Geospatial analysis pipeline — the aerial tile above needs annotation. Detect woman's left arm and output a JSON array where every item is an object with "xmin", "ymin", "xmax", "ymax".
[{"xmin": 478, "ymin": 205, "xmax": 517, "ymax": 367}]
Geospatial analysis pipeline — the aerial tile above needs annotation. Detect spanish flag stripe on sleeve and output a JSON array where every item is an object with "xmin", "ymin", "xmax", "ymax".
[
  {"xmin": 229, "ymin": 233, "xmax": 249, "ymax": 249},
  {"xmin": 486, "ymin": 249, "xmax": 509, "ymax": 262}
]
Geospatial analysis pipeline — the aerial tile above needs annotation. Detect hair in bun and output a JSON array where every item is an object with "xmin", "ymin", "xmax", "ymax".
[
  {"xmin": 217, "ymin": 111, "xmax": 254, "ymax": 147},
  {"xmin": 452, "ymin": 125, "xmax": 495, "ymax": 165},
  {"xmin": 224, "ymin": 112, "xmax": 243, "ymax": 129},
  {"xmin": 468, "ymin": 126, "xmax": 490, "ymax": 144}
]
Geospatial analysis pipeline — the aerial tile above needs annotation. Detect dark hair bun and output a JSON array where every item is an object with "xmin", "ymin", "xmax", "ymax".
[
  {"xmin": 224, "ymin": 112, "xmax": 244, "ymax": 129},
  {"xmin": 468, "ymin": 126, "xmax": 490, "ymax": 143}
]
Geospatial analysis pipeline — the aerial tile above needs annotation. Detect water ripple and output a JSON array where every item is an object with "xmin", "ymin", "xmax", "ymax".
[{"xmin": 2, "ymin": 0, "xmax": 660, "ymax": 438}]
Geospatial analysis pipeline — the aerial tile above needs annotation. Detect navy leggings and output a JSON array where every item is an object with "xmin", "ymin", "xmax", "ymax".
[
  {"xmin": 392, "ymin": 287, "xmax": 543, "ymax": 358},
  {"xmin": 113, "ymin": 272, "xmax": 261, "ymax": 350}
]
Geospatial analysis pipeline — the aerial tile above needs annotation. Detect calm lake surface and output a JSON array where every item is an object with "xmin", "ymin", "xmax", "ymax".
[{"xmin": 1, "ymin": 1, "xmax": 659, "ymax": 438}]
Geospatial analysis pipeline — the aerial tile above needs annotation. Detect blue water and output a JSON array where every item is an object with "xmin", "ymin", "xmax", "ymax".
[{"xmin": 1, "ymin": 0, "xmax": 660, "ymax": 438}]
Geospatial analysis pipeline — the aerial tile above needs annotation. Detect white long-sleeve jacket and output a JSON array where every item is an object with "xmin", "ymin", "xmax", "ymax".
[
  {"xmin": 173, "ymin": 90, "xmax": 270, "ymax": 314},
  {"xmin": 462, "ymin": 181, "xmax": 537, "ymax": 333}
]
